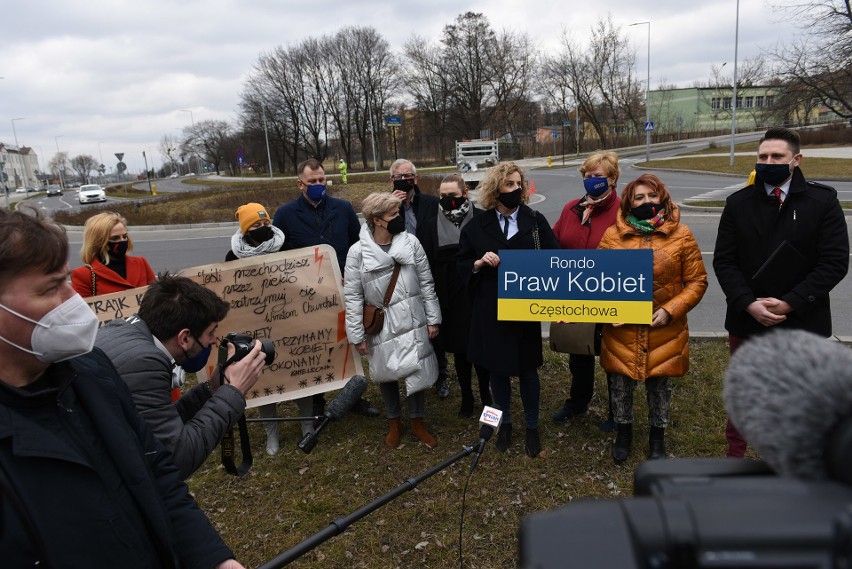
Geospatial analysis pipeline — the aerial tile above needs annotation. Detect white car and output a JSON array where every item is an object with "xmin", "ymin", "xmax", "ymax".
[{"xmin": 78, "ymin": 184, "xmax": 107, "ymax": 204}]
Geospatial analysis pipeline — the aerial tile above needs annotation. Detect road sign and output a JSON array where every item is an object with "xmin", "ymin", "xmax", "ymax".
[
  {"xmin": 644, "ymin": 121, "xmax": 655, "ymax": 132},
  {"xmin": 115, "ymin": 153, "xmax": 124, "ymax": 161},
  {"xmin": 117, "ymin": 162, "xmax": 127, "ymax": 173},
  {"xmin": 385, "ymin": 115, "xmax": 402, "ymax": 127},
  {"xmin": 562, "ymin": 120, "xmax": 572, "ymax": 127},
  {"xmin": 551, "ymin": 130, "xmax": 558, "ymax": 138}
]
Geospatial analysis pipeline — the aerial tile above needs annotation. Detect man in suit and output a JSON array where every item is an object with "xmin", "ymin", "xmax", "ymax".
[
  {"xmin": 713, "ymin": 126, "xmax": 849, "ymax": 457},
  {"xmin": 0, "ymin": 208, "xmax": 244, "ymax": 568},
  {"xmin": 389, "ymin": 158, "xmax": 448, "ymax": 398}
]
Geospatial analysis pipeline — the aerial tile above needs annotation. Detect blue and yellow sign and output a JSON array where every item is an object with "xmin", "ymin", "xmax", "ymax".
[{"xmin": 497, "ymin": 249, "xmax": 653, "ymax": 323}]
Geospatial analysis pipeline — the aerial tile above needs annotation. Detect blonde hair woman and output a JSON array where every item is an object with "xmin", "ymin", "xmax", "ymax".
[
  {"xmin": 70, "ymin": 212, "xmax": 155, "ymax": 297},
  {"xmin": 343, "ymin": 192, "xmax": 441, "ymax": 449},
  {"xmin": 457, "ymin": 162, "xmax": 559, "ymax": 457}
]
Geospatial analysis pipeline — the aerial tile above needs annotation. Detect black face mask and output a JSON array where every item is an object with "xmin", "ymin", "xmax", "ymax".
[
  {"xmin": 386, "ymin": 215, "xmax": 406, "ymax": 235},
  {"xmin": 631, "ymin": 202, "xmax": 661, "ymax": 221},
  {"xmin": 108, "ymin": 240, "xmax": 129, "ymax": 259},
  {"xmin": 440, "ymin": 195, "xmax": 467, "ymax": 211},
  {"xmin": 497, "ymin": 189, "xmax": 523, "ymax": 210},
  {"xmin": 393, "ymin": 178, "xmax": 416, "ymax": 193},
  {"xmin": 247, "ymin": 225, "xmax": 274, "ymax": 244}
]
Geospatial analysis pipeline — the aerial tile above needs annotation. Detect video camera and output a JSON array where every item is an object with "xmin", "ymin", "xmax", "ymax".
[
  {"xmin": 519, "ymin": 458, "xmax": 852, "ymax": 568},
  {"xmin": 218, "ymin": 332, "xmax": 275, "ymax": 368}
]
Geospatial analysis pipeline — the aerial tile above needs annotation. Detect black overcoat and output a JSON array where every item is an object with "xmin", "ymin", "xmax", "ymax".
[
  {"xmin": 713, "ymin": 167, "xmax": 849, "ymax": 338},
  {"xmin": 420, "ymin": 206, "xmax": 483, "ymax": 353},
  {"xmin": 457, "ymin": 204, "xmax": 559, "ymax": 375}
]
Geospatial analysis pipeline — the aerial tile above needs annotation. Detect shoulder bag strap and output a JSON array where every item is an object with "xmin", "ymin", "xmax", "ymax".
[
  {"xmin": 531, "ymin": 210, "xmax": 541, "ymax": 250},
  {"xmin": 382, "ymin": 263, "xmax": 402, "ymax": 308},
  {"xmin": 85, "ymin": 263, "xmax": 97, "ymax": 296}
]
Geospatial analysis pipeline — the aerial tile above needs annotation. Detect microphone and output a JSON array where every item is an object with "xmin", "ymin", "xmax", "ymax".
[
  {"xmin": 298, "ymin": 375, "xmax": 368, "ymax": 454},
  {"xmin": 471, "ymin": 406, "xmax": 503, "ymax": 472},
  {"xmin": 724, "ymin": 329, "xmax": 852, "ymax": 483}
]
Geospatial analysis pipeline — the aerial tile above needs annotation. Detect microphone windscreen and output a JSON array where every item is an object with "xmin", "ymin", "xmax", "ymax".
[
  {"xmin": 724, "ymin": 329, "xmax": 852, "ymax": 480},
  {"xmin": 479, "ymin": 423, "xmax": 495, "ymax": 442},
  {"xmin": 326, "ymin": 375, "xmax": 368, "ymax": 420}
]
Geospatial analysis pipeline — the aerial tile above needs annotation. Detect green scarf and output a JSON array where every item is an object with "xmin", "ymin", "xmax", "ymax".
[{"xmin": 626, "ymin": 209, "xmax": 666, "ymax": 234}]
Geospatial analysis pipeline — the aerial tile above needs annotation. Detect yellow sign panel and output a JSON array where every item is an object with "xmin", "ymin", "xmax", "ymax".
[{"xmin": 498, "ymin": 299, "xmax": 653, "ymax": 323}]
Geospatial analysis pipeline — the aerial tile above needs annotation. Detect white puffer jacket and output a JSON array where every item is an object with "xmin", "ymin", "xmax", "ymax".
[{"xmin": 344, "ymin": 224, "xmax": 441, "ymax": 394}]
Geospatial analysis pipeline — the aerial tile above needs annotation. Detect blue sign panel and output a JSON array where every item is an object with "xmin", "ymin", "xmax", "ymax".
[
  {"xmin": 385, "ymin": 115, "xmax": 403, "ymax": 126},
  {"xmin": 497, "ymin": 249, "xmax": 654, "ymax": 323}
]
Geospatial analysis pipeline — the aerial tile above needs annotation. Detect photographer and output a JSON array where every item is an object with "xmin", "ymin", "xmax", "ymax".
[{"xmin": 95, "ymin": 274, "xmax": 267, "ymax": 479}]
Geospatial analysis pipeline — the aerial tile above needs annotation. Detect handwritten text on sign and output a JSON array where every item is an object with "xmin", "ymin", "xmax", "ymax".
[
  {"xmin": 497, "ymin": 249, "xmax": 653, "ymax": 323},
  {"xmin": 180, "ymin": 245, "xmax": 362, "ymax": 408}
]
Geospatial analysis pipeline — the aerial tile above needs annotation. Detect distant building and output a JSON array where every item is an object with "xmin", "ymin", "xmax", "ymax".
[
  {"xmin": 648, "ymin": 86, "xmax": 786, "ymax": 135},
  {"xmin": 0, "ymin": 144, "xmax": 41, "ymax": 189}
]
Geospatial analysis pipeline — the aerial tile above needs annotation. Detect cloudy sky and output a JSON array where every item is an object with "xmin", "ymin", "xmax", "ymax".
[{"xmin": 2, "ymin": 0, "xmax": 799, "ymax": 174}]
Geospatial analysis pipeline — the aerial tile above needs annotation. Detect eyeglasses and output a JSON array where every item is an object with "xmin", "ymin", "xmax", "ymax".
[{"xmin": 391, "ymin": 173, "xmax": 415, "ymax": 181}]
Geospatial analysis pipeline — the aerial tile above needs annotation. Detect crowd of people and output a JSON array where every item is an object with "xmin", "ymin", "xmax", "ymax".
[{"xmin": 0, "ymin": 126, "xmax": 847, "ymax": 566}]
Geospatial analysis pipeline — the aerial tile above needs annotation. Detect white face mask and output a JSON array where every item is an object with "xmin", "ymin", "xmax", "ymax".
[{"xmin": 0, "ymin": 294, "xmax": 99, "ymax": 363}]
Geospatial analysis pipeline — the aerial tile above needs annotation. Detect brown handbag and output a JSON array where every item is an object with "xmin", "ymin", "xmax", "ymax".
[{"xmin": 362, "ymin": 263, "xmax": 401, "ymax": 335}]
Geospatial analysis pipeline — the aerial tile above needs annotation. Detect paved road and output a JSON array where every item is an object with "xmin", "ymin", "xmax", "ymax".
[{"xmin": 57, "ymin": 140, "xmax": 852, "ymax": 338}]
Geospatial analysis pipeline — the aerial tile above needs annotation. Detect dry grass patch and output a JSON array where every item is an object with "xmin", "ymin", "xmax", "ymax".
[{"xmin": 186, "ymin": 339, "xmax": 731, "ymax": 568}]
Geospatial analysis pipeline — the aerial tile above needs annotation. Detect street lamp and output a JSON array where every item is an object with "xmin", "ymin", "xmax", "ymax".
[
  {"xmin": 729, "ymin": 0, "xmax": 740, "ymax": 167},
  {"xmin": 180, "ymin": 109, "xmax": 200, "ymax": 173},
  {"xmin": 11, "ymin": 118, "xmax": 24, "ymax": 148},
  {"xmin": 54, "ymin": 135, "xmax": 65, "ymax": 189},
  {"xmin": 630, "ymin": 21, "xmax": 651, "ymax": 163}
]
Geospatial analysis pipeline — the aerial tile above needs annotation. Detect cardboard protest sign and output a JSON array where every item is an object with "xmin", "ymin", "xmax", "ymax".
[
  {"xmin": 179, "ymin": 245, "xmax": 362, "ymax": 408},
  {"xmin": 81, "ymin": 245, "xmax": 361, "ymax": 409}
]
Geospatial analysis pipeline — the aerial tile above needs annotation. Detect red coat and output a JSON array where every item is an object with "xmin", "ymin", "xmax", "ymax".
[
  {"xmin": 71, "ymin": 257, "xmax": 155, "ymax": 297},
  {"xmin": 552, "ymin": 190, "xmax": 619, "ymax": 250}
]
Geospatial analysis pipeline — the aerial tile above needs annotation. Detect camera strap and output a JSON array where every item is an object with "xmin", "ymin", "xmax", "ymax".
[{"xmin": 221, "ymin": 414, "xmax": 253, "ymax": 476}]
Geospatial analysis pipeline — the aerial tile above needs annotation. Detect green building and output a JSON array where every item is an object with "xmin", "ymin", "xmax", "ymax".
[{"xmin": 648, "ymin": 86, "xmax": 783, "ymax": 135}]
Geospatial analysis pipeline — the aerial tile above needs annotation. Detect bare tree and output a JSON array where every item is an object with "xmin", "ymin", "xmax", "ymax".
[
  {"xmin": 159, "ymin": 134, "xmax": 181, "ymax": 175},
  {"xmin": 47, "ymin": 152, "xmax": 70, "ymax": 181},
  {"xmin": 769, "ymin": 0, "xmax": 852, "ymax": 118},
  {"xmin": 441, "ymin": 12, "xmax": 498, "ymax": 139},
  {"xmin": 181, "ymin": 120, "xmax": 232, "ymax": 175},
  {"xmin": 486, "ymin": 29, "xmax": 538, "ymax": 141},
  {"xmin": 69, "ymin": 154, "xmax": 98, "ymax": 183},
  {"xmin": 403, "ymin": 35, "xmax": 453, "ymax": 162}
]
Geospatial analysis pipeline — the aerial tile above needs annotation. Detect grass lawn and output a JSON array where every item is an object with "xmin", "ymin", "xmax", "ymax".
[
  {"xmin": 642, "ymin": 155, "xmax": 851, "ymax": 180},
  {"xmin": 186, "ymin": 339, "xmax": 734, "ymax": 568}
]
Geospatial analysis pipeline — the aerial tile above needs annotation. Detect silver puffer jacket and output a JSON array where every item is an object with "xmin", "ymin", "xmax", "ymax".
[{"xmin": 344, "ymin": 224, "xmax": 441, "ymax": 394}]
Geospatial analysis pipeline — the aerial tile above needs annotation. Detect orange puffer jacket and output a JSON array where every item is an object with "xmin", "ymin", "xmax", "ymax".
[{"xmin": 598, "ymin": 205, "xmax": 708, "ymax": 381}]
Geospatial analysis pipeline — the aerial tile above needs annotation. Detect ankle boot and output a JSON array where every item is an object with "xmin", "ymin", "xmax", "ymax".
[
  {"xmin": 612, "ymin": 423, "xmax": 633, "ymax": 465},
  {"xmin": 649, "ymin": 426, "xmax": 666, "ymax": 459},
  {"xmin": 385, "ymin": 418, "xmax": 402, "ymax": 449},
  {"xmin": 263, "ymin": 421, "xmax": 279, "ymax": 456},
  {"xmin": 410, "ymin": 417, "xmax": 437, "ymax": 448},
  {"xmin": 495, "ymin": 423, "xmax": 513, "ymax": 452},
  {"xmin": 525, "ymin": 427, "xmax": 541, "ymax": 458}
]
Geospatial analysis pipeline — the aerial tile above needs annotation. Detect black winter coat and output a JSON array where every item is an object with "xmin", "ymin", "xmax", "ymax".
[
  {"xmin": 0, "ymin": 349, "xmax": 233, "ymax": 568},
  {"xmin": 458, "ymin": 205, "xmax": 560, "ymax": 375},
  {"xmin": 420, "ymin": 206, "xmax": 484, "ymax": 353},
  {"xmin": 713, "ymin": 167, "xmax": 849, "ymax": 337}
]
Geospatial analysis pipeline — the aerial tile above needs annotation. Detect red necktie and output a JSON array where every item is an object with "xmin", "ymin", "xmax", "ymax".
[{"xmin": 772, "ymin": 187, "xmax": 784, "ymax": 207}]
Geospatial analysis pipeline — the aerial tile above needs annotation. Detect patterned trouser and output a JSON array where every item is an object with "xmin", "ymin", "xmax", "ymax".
[{"xmin": 609, "ymin": 373, "xmax": 671, "ymax": 428}]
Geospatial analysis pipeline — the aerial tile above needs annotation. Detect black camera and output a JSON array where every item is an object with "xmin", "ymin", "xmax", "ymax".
[
  {"xmin": 519, "ymin": 458, "xmax": 852, "ymax": 568},
  {"xmin": 218, "ymin": 333, "xmax": 276, "ymax": 367}
]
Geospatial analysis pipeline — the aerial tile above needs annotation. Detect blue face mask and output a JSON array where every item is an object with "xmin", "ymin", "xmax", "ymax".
[
  {"xmin": 755, "ymin": 162, "xmax": 793, "ymax": 187},
  {"xmin": 306, "ymin": 183, "xmax": 326, "ymax": 202},
  {"xmin": 583, "ymin": 176, "xmax": 610, "ymax": 197},
  {"xmin": 182, "ymin": 343, "xmax": 212, "ymax": 373}
]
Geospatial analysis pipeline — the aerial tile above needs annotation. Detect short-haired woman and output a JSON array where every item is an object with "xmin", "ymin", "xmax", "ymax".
[
  {"xmin": 344, "ymin": 192, "xmax": 442, "ymax": 449},
  {"xmin": 71, "ymin": 212, "xmax": 155, "ymax": 297},
  {"xmin": 597, "ymin": 173, "xmax": 707, "ymax": 464},
  {"xmin": 550, "ymin": 151, "xmax": 621, "ymax": 431},
  {"xmin": 458, "ymin": 162, "xmax": 559, "ymax": 457},
  {"xmin": 420, "ymin": 174, "xmax": 493, "ymax": 417}
]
